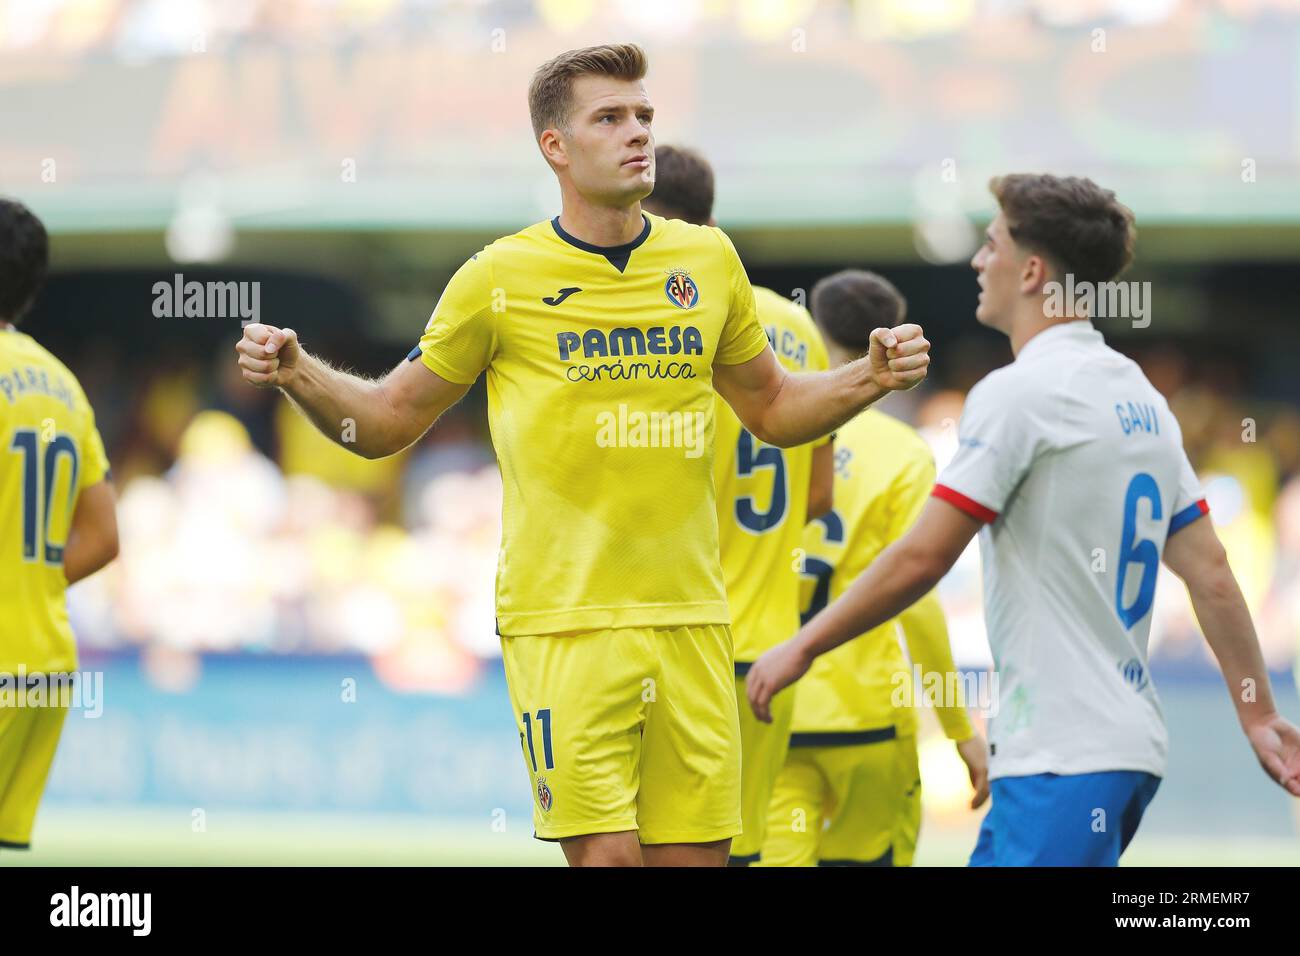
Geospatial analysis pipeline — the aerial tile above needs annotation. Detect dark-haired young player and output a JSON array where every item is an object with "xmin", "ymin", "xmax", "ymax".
[
  {"xmin": 749, "ymin": 174, "xmax": 1300, "ymax": 866},
  {"xmin": 0, "ymin": 198, "xmax": 119, "ymax": 850}
]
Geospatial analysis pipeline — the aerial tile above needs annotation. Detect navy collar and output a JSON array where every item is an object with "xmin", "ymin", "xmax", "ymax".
[{"xmin": 551, "ymin": 213, "xmax": 651, "ymax": 273}]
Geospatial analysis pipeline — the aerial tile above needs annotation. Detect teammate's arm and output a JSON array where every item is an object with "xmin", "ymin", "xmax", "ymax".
[
  {"xmin": 63, "ymin": 480, "xmax": 119, "ymax": 585},
  {"xmin": 747, "ymin": 497, "xmax": 982, "ymax": 721},
  {"xmin": 713, "ymin": 327, "xmax": 930, "ymax": 449},
  {"xmin": 897, "ymin": 593, "xmax": 989, "ymax": 808},
  {"xmin": 1162, "ymin": 517, "xmax": 1300, "ymax": 796},
  {"xmin": 807, "ymin": 440, "xmax": 834, "ymax": 521},
  {"xmin": 236, "ymin": 325, "xmax": 469, "ymax": 459}
]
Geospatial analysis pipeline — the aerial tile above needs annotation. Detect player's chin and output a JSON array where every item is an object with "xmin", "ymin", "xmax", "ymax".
[{"xmin": 618, "ymin": 172, "xmax": 654, "ymax": 200}]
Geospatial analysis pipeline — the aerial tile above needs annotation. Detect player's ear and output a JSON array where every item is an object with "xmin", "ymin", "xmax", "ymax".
[
  {"xmin": 1020, "ymin": 254, "xmax": 1050, "ymax": 295},
  {"xmin": 539, "ymin": 128, "xmax": 568, "ymax": 170}
]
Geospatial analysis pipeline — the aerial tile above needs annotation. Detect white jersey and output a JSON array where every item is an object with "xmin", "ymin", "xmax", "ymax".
[{"xmin": 934, "ymin": 321, "xmax": 1207, "ymax": 780}]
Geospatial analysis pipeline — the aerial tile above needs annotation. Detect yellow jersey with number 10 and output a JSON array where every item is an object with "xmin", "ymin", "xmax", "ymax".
[
  {"xmin": 0, "ymin": 329, "xmax": 110, "ymax": 675},
  {"xmin": 714, "ymin": 287, "xmax": 829, "ymax": 663}
]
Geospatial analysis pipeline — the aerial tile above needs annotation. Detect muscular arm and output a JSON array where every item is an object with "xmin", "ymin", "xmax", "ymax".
[
  {"xmin": 236, "ymin": 326, "xmax": 470, "ymax": 460},
  {"xmin": 1163, "ymin": 516, "xmax": 1300, "ymax": 795},
  {"xmin": 64, "ymin": 480, "xmax": 119, "ymax": 585},
  {"xmin": 713, "ymin": 325, "xmax": 930, "ymax": 448}
]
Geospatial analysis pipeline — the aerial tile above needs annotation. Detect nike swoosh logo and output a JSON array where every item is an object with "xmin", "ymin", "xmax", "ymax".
[{"xmin": 543, "ymin": 287, "xmax": 582, "ymax": 306}]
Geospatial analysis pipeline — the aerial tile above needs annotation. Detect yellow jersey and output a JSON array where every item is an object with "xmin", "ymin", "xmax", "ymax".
[
  {"xmin": 794, "ymin": 409, "xmax": 972, "ymax": 740},
  {"xmin": 0, "ymin": 329, "xmax": 110, "ymax": 674},
  {"xmin": 416, "ymin": 211, "xmax": 770, "ymax": 636},
  {"xmin": 713, "ymin": 287, "xmax": 829, "ymax": 662}
]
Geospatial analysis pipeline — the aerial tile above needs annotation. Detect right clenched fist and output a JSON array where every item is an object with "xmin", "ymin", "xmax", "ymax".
[{"xmin": 236, "ymin": 323, "xmax": 300, "ymax": 388}]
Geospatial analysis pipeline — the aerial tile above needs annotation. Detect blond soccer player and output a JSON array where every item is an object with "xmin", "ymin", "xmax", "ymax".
[{"xmin": 236, "ymin": 44, "xmax": 931, "ymax": 867}]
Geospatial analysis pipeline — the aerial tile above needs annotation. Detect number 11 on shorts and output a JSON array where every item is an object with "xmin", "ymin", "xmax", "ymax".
[{"xmin": 522, "ymin": 708, "xmax": 554, "ymax": 772}]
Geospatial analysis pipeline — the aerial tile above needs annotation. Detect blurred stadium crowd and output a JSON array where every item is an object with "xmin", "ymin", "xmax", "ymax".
[
  {"xmin": 56, "ymin": 326, "xmax": 1300, "ymax": 692},
  {"xmin": 8, "ymin": 0, "xmax": 1296, "ymax": 692},
  {"xmin": 4, "ymin": 0, "xmax": 1300, "ymax": 60}
]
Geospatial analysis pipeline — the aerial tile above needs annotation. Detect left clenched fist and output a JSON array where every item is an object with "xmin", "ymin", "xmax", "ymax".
[{"xmin": 868, "ymin": 324, "xmax": 930, "ymax": 392}]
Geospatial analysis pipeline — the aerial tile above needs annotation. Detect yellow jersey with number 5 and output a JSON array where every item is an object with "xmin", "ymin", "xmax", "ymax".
[
  {"xmin": 795, "ymin": 409, "xmax": 972, "ymax": 740},
  {"xmin": 713, "ymin": 286, "xmax": 829, "ymax": 663},
  {"xmin": 0, "ymin": 329, "xmax": 110, "ymax": 674}
]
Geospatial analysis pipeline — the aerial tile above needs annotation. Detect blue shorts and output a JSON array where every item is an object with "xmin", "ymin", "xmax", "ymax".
[{"xmin": 969, "ymin": 770, "xmax": 1161, "ymax": 867}]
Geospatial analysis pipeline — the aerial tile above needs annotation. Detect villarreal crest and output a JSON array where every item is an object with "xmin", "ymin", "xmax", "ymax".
[
  {"xmin": 536, "ymin": 775, "xmax": 553, "ymax": 813},
  {"xmin": 664, "ymin": 270, "xmax": 700, "ymax": 309}
]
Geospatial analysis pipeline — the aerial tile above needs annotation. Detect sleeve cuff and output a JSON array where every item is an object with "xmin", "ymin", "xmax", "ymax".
[
  {"xmin": 419, "ymin": 348, "xmax": 481, "ymax": 386},
  {"xmin": 931, "ymin": 484, "xmax": 998, "ymax": 524},
  {"xmin": 715, "ymin": 332, "xmax": 770, "ymax": 367},
  {"xmin": 1168, "ymin": 498, "xmax": 1209, "ymax": 536}
]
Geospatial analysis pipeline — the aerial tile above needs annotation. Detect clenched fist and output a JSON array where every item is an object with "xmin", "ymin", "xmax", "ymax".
[
  {"xmin": 868, "ymin": 323, "xmax": 930, "ymax": 392},
  {"xmin": 236, "ymin": 323, "xmax": 300, "ymax": 388}
]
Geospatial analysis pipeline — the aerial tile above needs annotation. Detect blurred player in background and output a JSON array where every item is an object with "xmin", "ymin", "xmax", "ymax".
[
  {"xmin": 760, "ymin": 270, "xmax": 988, "ymax": 867},
  {"xmin": 0, "ymin": 198, "xmax": 119, "ymax": 850},
  {"xmin": 235, "ymin": 44, "xmax": 932, "ymax": 867},
  {"xmin": 749, "ymin": 174, "xmax": 1300, "ymax": 865},
  {"xmin": 643, "ymin": 145, "xmax": 835, "ymax": 866}
]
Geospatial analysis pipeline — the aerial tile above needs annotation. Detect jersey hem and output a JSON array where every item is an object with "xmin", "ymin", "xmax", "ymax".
[
  {"xmin": 497, "ymin": 602, "xmax": 731, "ymax": 636},
  {"xmin": 989, "ymin": 756, "xmax": 1166, "ymax": 780}
]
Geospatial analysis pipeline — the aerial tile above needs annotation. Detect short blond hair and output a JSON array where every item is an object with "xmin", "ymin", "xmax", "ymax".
[{"xmin": 528, "ymin": 43, "xmax": 648, "ymax": 139}]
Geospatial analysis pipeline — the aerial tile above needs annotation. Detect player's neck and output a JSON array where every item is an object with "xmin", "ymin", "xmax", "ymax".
[{"xmin": 556, "ymin": 195, "xmax": 645, "ymax": 248}]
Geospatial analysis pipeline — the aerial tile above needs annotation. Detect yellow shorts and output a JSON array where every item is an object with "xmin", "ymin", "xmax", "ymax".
[
  {"xmin": 730, "ymin": 668, "xmax": 795, "ymax": 864},
  {"xmin": 761, "ymin": 727, "xmax": 920, "ymax": 867},
  {"xmin": 500, "ymin": 623, "xmax": 741, "ymax": 845},
  {"xmin": 0, "ymin": 689, "xmax": 70, "ymax": 849}
]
